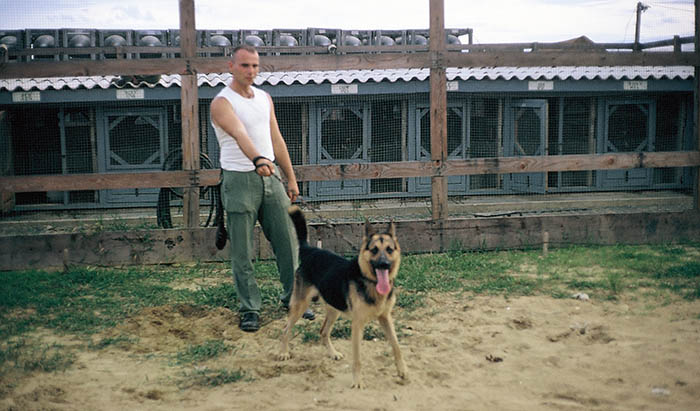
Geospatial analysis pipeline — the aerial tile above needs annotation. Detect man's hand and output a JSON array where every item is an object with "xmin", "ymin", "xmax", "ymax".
[
  {"xmin": 253, "ymin": 156, "xmax": 275, "ymax": 177},
  {"xmin": 287, "ymin": 182, "xmax": 300, "ymax": 202}
]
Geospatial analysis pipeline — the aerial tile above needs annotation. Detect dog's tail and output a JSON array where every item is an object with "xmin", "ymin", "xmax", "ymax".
[{"xmin": 288, "ymin": 205, "xmax": 308, "ymax": 245}]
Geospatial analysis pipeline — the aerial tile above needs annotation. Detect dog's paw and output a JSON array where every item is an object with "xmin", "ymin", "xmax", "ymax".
[
  {"xmin": 351, "ymin": 380, "xmax": 365, "ymax": 389},
  {"xmin": 397, "ymin": 363, "xmax": 408, "ymax": 379},
  {"xmin": 328, "ymin": 351, "xmax": 344, "ymax": 360},
  {"xmin": 277, "ymin": 352, "xmax": 292, "ymax": 361},
  {"xmin": 396, "ymin": 370, "xmax": 409, "ymax": 385}
]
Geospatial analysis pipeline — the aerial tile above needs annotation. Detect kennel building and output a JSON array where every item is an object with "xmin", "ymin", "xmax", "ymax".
[{"xmin": 0, "ymin": 28, "xmax": 694, "ymax": 212}]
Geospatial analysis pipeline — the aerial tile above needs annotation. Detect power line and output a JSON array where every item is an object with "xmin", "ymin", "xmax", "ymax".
[{"xmin": 649, "ymin": 2, "xmax": 694, "ymax": 13}]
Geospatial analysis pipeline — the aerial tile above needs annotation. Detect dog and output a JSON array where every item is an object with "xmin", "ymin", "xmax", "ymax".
[{"xmin": 278, "ymin": 206, "xmax": 407, "ymax": 388}]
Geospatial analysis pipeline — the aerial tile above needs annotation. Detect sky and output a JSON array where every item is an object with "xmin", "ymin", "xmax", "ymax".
[{"xmin": 1, "ymin": 0, "xmax": 695, "ymax": 44}]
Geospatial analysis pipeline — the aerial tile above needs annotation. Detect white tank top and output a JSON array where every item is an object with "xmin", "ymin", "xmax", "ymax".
[{"xmin": 212, "ymin": 84, "xmax": 274, "ymax": 171}]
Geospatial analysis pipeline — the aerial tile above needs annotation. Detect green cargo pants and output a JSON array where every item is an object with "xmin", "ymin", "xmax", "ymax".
[{"xmin": 221, "ymin": 167, "xmax": 298, "ymax": 314}]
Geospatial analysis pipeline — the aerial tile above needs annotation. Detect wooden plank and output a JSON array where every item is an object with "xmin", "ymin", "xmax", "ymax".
[
  {"xmin": 0, "ymin": 53, "xmax": 431, "ymax": 78},
  {"xmin": 695, "ymin": 0, "xmax": 700, "ymax": 211},
  {"xmin": 429, "ymin": 0, "xmax": 448, "ymax": 222},
  {"xmin": 443, "ymin": 51, "xmax": 700, "ymax": 68},
  {"xmin": 2, "ymin": 50, "xmax": 699, "ymax": 79},
  {"xmin": 2, "ymin": 211, "xmax": 698, "ymax": 270},
  {"xmin": 2, "ymin": 151, "xmax": 700, "ymax": 192},
  {"xmin": 179, "ymin": 0, "xmax": 200, "ymax": 228},
  {"xmin": 0, "ymin": 170, "xmax": 209, "ymax": 192}
]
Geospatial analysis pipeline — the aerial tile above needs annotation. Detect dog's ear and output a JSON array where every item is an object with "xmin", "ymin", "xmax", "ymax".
[
  {"xmin": 388, "ymin": 220, "xmax": 396, "ymax": 238},
  {"xmin": 364, "ymin": 218, "xmax": 375, "ymax": 238}
]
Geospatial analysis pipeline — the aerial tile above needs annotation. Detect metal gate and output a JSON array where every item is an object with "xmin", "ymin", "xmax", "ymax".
[
  {"xmin": 308, "ymin": 103, "xmax": 370, "ymax": 198},
  {"xmin": 598, "ymin": 99, "xmax": 655, "ymax": 188},
  {"xmin": 99, "ymin": 108, "xmax": 167, "ymax": 204},
  {"xmin": 414, "ymin": 101, "xmax": 468, "ymax": 194},
  {"xmin": 505, "ymin": 99, "xmax": 547, "ymax": 193}
]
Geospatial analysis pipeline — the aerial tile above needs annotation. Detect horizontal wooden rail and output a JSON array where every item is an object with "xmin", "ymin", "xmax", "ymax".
[
  {"xmin": 1, "ymin": 50, "xmax": 698, "ymax": 79},
  {"xmin": 2, "ymin": 151, "xmax": 698, "ymax": 193}
]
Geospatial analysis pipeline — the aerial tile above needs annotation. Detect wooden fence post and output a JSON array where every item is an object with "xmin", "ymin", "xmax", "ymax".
[
  {"xmin": 695, "ymin": 0, "xmax": 700, "ymax": 210},
  {"xmin": 179, "ymin": 0, "xmax": 201, "ymax": 228},
  {"xmin": 429, "ymin": 0, "xmax": 448, "ymax": 222}
]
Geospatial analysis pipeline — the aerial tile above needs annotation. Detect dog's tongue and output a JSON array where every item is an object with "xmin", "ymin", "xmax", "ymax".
[{"xmin": 375, "ymin": 269, "xmax": 391, "ymax": 295}]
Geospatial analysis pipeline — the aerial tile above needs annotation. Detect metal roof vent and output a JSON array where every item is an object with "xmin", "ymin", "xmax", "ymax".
[
  {"xmin": 447, "ymin": 34, "xmax": 461, "ymax": 45},
  {"xmin": 279, "ymin": 34, "xmax": 298, "ymax": 47},
  {"xmin": 244, "ymin": 35, "xmax": 264, "ymax": 47},
  {"xmin": 68, "ymin": 34, "xmax": 91, "ymax": 48},
  {"xmin": 377, "ymin": 35, "xmax": 395, "ymax": 46},
  {"xmin": 137, "ymin": 35, "xmax": 162, "ymax": 47},
  {"xmin": 413, "ymin": 34, "xmax": 428, "ymax": 45},
  {"xmin": 343, "ymin": 35, "xmax": 361, "ymax": 46},
  {"xmin": 312, "ymin": 34, "xmax": 331, "ymax": 46},
  {"xmin": 33, "ymin": 34, "xmax": 55, "ymax": 48},
  {"xmin": 104, "ymin": 34, "xmax": 127, "ymax": 47},
  {"xmin": 0, "ymin": 35, "xmax": 18, "ymax": 48},
  {"xmin": 209, "ymin": 35, "xmax": 231, "ymax": 47}
]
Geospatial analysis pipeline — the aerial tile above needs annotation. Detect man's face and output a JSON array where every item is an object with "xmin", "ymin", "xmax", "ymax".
[{"xmin": 230, "ymin": 49, "xmax": 259, "ymax": 86}]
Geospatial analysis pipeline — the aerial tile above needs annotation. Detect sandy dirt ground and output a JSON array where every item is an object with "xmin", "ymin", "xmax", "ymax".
[{"xmin": 2, "ymin": 293, "xmax": 700, "ymax": 411}]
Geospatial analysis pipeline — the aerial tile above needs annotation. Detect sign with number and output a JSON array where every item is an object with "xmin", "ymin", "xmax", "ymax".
[
  {"xmin": 331, "ymin": 84, "xmax": 358, "ymax": 95},
  {"xmin": 623, "ymin": 81, "xmax": 648, "ymax": 91},
  {"xmin": 116, "ymin": 89, "xmax": 145, "ymax": 100},
  {"xmin": 528, "ymin": 81, "xmax": 554, "ymax": 91},
  {"xmin": 12, "ymin": 91, "xmax": 41, "ymax": 102}
]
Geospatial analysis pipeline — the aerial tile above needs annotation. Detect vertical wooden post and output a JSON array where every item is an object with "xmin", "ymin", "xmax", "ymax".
[
  {"xmin": 179, "ymin": 0, "xmax": 201, "ymax": 228},
  {"xmin": 429, "ymin": 0, "xmax": 448, "ymax": 221},
  {"xmin": 695, "ymin": 0, "xmax": 700, "ymax": 210}
]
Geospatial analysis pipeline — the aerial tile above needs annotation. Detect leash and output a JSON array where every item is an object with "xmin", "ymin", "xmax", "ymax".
[
  {"xmin": 216, "ymin": 168, "xmax": 358, "ymax": 251},
  {"xmin": 268, "ymin": 172, "xmax": 358, "ymax": 251}
]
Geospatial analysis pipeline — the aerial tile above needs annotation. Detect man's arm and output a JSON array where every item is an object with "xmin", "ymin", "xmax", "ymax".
[
  {"xmin": 267, "ymin": 94, "xmax": 299, "ymax": 202},
  {"xmin": 210, "ymin": 96, "xmax": 273, "ymax": 177}
]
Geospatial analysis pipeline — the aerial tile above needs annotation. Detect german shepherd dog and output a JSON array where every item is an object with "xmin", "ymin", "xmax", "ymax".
[{"xmin": 278, "ymin": 206, "xmax": 407, "ymax": 388}]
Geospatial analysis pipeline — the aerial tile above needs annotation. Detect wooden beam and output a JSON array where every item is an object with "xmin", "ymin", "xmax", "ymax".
[
  {"xmin": 0, "ymin": 170, "xmax": 206, "ymax": 192},
  {"xmin": 695, "ymin": 0, "xmax": 700, "ymax": 211},
  {"xmin": 3, "ymin": 211, "xmax": 699, "ymax": 270},
  {"xmin": 2, "ymin": 51, "xmax": 699, "ymax": 79},
  {"xmin": 429, "ymin": 0, "xmax": 448, "ymax": 222},
  {"xmin": 179, "ymin": 0, "xmax": 200, "ymax": 228},
  {"xmin": 2, "ymin": 152, "xmax": 700, "ymax": 192},
  {"xmin": 443, "ymin": 50, "xmax": 700, "ymax": 68}
]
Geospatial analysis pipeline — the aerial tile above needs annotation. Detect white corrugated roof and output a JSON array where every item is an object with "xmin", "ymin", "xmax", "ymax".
[{"xmin": 0, "ymin": 66, "xmax": 693, "ymax": 92}]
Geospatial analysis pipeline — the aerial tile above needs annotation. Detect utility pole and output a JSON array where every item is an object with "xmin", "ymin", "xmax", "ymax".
[{"xmin": 634, "ymin": 2, "xmax": 650, "ymax": 51}]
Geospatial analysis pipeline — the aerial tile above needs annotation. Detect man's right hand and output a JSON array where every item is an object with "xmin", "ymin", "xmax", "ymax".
[{"xmin": 254, "ymin": 157, "xmax": 275, "ymax": 177}]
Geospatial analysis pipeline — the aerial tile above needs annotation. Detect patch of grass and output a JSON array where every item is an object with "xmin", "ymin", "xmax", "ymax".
[
  {"xmin": 329, "ymin": 319, "xmax": 383, "ymax": 341},
  {"xmin": 653, "ymin": 262, "xmax": 700, "ymax": 300},
  {"xmin": 396, "ymin": 291, "xmax": 426, "ymax": 310},
  {"xmin": 0, "ymin": 266, "xmax": 196, "ymax": 340},
  {"xmin": 194, "ymin": 282, "xmax": 239, "ymax": 310},
  {"xmin": 605, "ymin": 271, "xmax": 625, "ymax": 297},
  {"xmin": 175, "ymin": 340, "xmax": 232, "ymax": 365},
  {"xmin": 0, "ymin": 338, "xmax": 75, "ymax": 375},
  {"xmin": 297, "ymin": 323, "xmax": 320, "ymax": 343},
  {"xmin": 88, "ymin": 334, "xmax": 136, "ymax": 350},
  {"xmin": 180, "ymin": 367, "xmax": 249, "ymax": 388}
]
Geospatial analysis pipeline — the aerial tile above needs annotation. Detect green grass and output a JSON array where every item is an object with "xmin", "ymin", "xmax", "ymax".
[
  {"xmin": 175, "ymin": 340, "xmax": 233, "ymax": 365},
  {"xmin": 179, "ymin": 367, "xmax": 249, "ymax": 388},
  {"xmin": 1, "ymin": 242, "xmax": 699, "ymax": 385},
  {"xmin": 0, "ymin": 338, "xmax": 75, "ymax": 373}
]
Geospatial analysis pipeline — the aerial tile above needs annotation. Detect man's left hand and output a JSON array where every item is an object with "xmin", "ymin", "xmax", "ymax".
[{"xmin": 287, "ymin": 183, "xmax": 300, "ymax": 202}]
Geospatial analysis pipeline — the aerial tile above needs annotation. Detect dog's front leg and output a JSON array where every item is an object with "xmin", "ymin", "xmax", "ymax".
[
  {"xmin": 277, "ymin": 319, "xmax": 295, "ymax": 361},
  {"xmin": 378, "ymin": 313, "xmax": 407, "ymax": 380},
  {"xmin": 351, "ymin": 319, "xmax": 365, "ymax": 389}
]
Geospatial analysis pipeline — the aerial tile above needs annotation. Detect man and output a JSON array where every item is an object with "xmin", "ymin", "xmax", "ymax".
[{"xmin": 210, "ymin": 45, "xmax": 314, "ymax": 332}]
